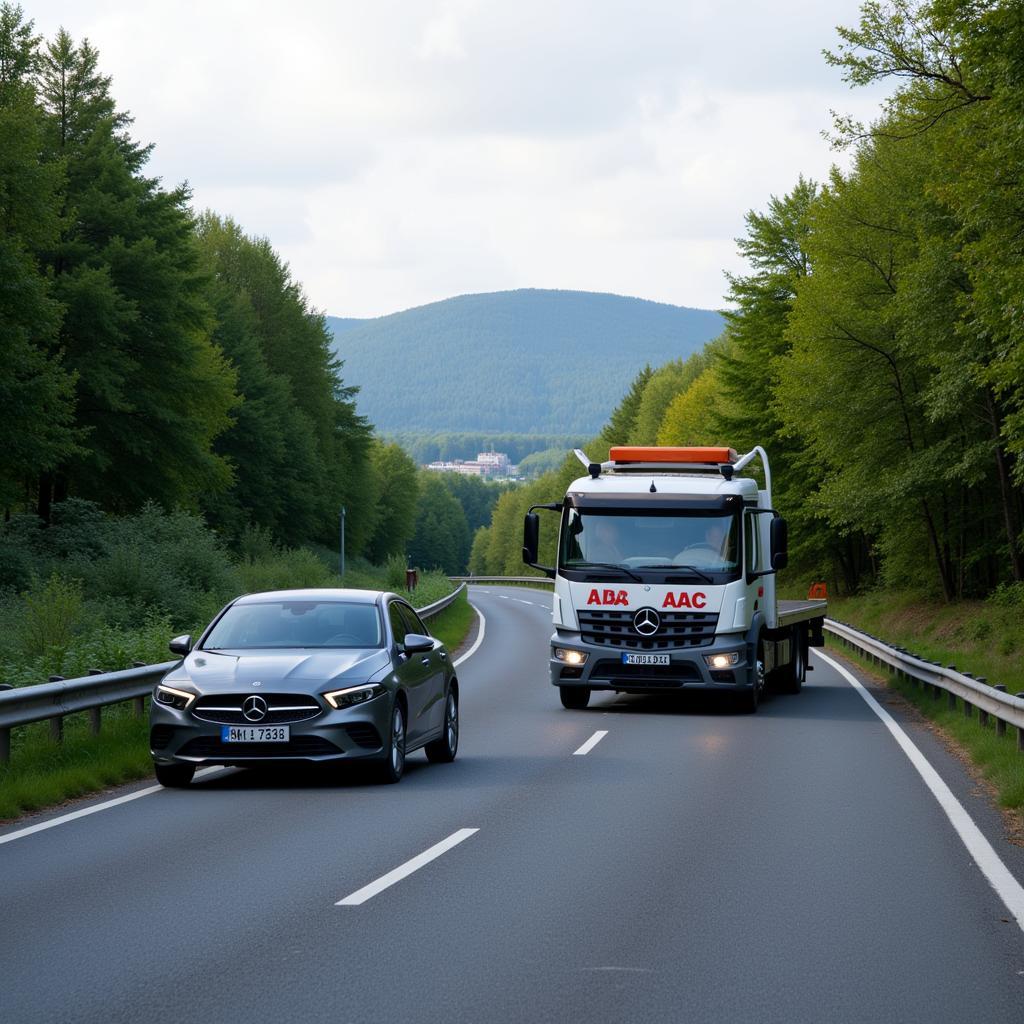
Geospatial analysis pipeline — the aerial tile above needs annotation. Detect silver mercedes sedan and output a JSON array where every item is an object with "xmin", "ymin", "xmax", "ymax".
[{"xmin": 149, "ymin": 589, "xmax": 459, "ymax": 786}]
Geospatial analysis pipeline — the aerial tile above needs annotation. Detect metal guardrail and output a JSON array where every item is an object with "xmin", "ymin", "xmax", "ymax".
[
  {"xmin": 825, "ymin": 618, "xmax": 1024, "ymax": 750},
  {"xmin": 0, "ymin": 584, "xmax": 468, "ymax": 763},
  {"xmin": 450, "ymin": 576, "xmax": 554, "ymax": 586}
]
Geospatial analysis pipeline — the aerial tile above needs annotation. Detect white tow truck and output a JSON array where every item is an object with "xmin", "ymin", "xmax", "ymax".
[{"xmin": 522, "ymin": 445, "xmax": 826, "ymax": 712}]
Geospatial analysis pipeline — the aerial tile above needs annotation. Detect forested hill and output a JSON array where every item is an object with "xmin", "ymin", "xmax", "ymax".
[{"xmin": 326, "ymin": 290, "xmax": 724, "ymax": 435}]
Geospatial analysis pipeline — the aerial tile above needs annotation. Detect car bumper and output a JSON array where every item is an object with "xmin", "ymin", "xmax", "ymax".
[
  {"xmin": 150, "ymin": 693, "xmax": 392, "ymax": 765},
  {"xmin": 549, "ymin": 630, "xmax": 753, "ymax": 694}
]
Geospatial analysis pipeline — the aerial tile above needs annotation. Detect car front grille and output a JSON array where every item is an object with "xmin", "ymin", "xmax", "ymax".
[
  {"xmin": 579, "ymin": 609, "xmax": 719, "ymax": 650},
  {"xmin": 589, "ymin": 658, "xmax": 701, "ymax": 688},
  {"xmin": 177, "ymin": 736, "xmax": 342, "ymax": 758},
  {"xmin": 192, "ymin": 693, "xmax": 323, "ymax": 725}
]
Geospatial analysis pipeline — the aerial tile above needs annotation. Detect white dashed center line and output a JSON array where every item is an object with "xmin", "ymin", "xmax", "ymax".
[
  {"xmin": 573, "ymin": 731, "xmax": 608, "ymax": 756},
  {"xmin": 336, "ymin": 828, "xmax": 479, "ymax": 906}
]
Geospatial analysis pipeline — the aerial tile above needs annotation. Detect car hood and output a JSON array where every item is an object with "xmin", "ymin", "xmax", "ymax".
[{"xmin": 179, "ymin": 648, "xmax": 392, "ymax": 694}]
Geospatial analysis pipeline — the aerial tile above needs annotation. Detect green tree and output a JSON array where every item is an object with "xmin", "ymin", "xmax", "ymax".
[
  {"xmin": 408, "ymin": 473, "xmax": 470, "ymax": 574},
  {"xmin": 366, "ymin": 442, "xmax": 420, "ymax": 563}
]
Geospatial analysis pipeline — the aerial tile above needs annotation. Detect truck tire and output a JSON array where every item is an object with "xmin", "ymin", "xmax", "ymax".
[
  {"xmin": 737, "ymin": 641, "xmax": 765, "ymax": 713},
  {"xmin": 559, "ymin": 686, "xmax": 590, "ymax": 710},
  {"xmin": 775, "ymin": 631, "xmax": 806, "ymax": 695}
]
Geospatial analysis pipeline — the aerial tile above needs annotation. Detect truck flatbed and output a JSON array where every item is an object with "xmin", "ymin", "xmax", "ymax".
[{"xmin": 777, "ymin": 599, "xmax": 827, "ymax": 627}]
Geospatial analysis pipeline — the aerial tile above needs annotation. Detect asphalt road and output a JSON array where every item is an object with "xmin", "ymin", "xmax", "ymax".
[{"xmin": 2, "ymin": 585, "xmax": 1023, "ymax": 1024}]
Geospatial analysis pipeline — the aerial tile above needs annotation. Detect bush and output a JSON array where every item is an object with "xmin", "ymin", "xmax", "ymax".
[{"xmin": 19, "ymin": 574, "xmax": 85, "ymax": 669}]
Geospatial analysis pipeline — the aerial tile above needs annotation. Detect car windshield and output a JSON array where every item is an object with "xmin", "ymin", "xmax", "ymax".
[
  {"xmin": 559, "ymin": 508, "xmax": 740, "ymax": 579},
  {"xmin": 202, "ymin": 601, "xmax": 384, "ymax": 650}
]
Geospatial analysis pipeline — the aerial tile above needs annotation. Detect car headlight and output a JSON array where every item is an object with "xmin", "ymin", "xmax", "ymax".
[
  {"xmin": 323, "ymin": 683, "xmax": 384, "ymax": 709},
  {"xmin": 554, "ymin": 648, "xmax": 588, "ymax": 666},
  {"xmin": 703, "ymin": 652, "xmax": 740, "ymax": 670},
  {"xmin": 155, "ymin": 684, "xmax": 196, "ymax": 710}
]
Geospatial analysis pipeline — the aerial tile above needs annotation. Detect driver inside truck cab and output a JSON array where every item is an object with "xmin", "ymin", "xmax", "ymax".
[{"xmin": 585, "ymin": 518, "xmax": 624, "ymax": 563}]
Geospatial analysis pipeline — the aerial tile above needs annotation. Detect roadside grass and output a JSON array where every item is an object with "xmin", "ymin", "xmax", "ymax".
[
  {"xmin": 0, "ymin": 705, "xmax": 152, "ymax": 821},
  {"xmin": 428, "ymin": 589, "xmax": 475, "ymax": 652},
  {"xmin": 0, "ymin": 585, "xmax": 477, "ymax": 824},
  {"xmin": 825, "ymin": 640, "xmax": 1024, "ymax": 814}
]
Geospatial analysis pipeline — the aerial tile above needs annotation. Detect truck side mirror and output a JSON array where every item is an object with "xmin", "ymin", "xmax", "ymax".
[
  {"xmin": 522, "ymin": 513, "xmax": 540, "ymax": 565},
  {"xmin": 770, "ymin": 515, "xmax": 788, "ymax": 571}
]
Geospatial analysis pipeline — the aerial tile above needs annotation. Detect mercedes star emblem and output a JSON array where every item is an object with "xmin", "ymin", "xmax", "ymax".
[
  {"xmin": 633, "ymin": 607, "xmax": 660, "ymax": 636},
  {"xmin": 242, "ymin": 695, "xmax": 268, "ymax": 722}
]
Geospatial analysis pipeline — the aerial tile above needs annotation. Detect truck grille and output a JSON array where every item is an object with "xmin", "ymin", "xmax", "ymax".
[
  {"xmin": 192, "ymin": 693, "xmax": 322, "ymax": 725},
  {"xmin": 578, "ymin": 609, "xmax": 719, "ymax": 650},
  {"xmin": 590, "ymin": 659, "xmax": 701, "ymax": 687}
]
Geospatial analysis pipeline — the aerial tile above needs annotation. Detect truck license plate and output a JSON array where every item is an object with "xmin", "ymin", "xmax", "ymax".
[
  {"xmin": 220, "ymin": 726, "xmax": 289, "ymax": 743},
  {"xmin": 621, "ymin": 653, "xmax": 670, "ymax": 666}
]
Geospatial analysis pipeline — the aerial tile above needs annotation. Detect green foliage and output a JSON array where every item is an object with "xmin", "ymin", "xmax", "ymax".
[
  {"xmin": 326, "ymin": 291, "xmax": 723, "ymax": 436},
  {"xmin": 408, "ymin": 473, "xmax": 471, "ymax": 575},
  {"xmin": 18, "ymin": 573, "xmax": 83, "ymax": 665},
  {"xmin": 365, "ymin": 442, "xmax": 420, "ymax": 563}
]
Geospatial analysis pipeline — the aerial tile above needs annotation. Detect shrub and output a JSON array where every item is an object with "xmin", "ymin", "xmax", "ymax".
[{"xmin": 19, "ymin": 574, "xmax": 85, "ymax": 669}]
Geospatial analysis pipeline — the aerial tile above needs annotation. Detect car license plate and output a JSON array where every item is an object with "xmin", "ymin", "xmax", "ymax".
[
  {"xmin": 220, "ymin": 726, "xmax": 289, "ymax": 743},
  {"xmin": 622, "ymin": 653, "xmax": 670, "ymax": 666}
]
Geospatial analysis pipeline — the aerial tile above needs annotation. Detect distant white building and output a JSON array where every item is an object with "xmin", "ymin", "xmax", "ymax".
[{"xmin": 426, "ymin": 451, "xmax": 519, "ymax": 478}]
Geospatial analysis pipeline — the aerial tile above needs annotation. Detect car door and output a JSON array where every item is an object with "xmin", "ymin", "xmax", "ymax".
[
  {"xmin": 388, "ymin": 601, "xmax": 433, "ymax": 746},
  {"xmin": 399, "ymin": 603, "xmax": 447, "ymax": 735}
]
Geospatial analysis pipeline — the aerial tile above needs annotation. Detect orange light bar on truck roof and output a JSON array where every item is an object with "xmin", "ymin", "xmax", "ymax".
[{"xmin": 609, "ymin": 446, "xmax": 738, "ymax": 464}]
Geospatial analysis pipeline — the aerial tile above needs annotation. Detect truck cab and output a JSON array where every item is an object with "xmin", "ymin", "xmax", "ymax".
[{"xmin": 522, "ymin": 446, "xmax": 825, "ymax": 713}]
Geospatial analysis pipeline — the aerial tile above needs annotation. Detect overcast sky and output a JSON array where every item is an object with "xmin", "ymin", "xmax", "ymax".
[{"xmin": 26, "ymin": 1, "xmax": 885, "ymax": 318}]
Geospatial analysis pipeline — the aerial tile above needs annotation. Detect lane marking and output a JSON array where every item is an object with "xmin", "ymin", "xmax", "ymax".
[
  {"xmin": 816, "ymin": 649, "xmax": 1024, "ymax": 934},
  {"xmin": 0, "ymin": 766, "xmax": 227, "ymax": 847},
  {"xmin": 453, "ymin": 602, "xmax": 486, "ymax": 668},
  {"xmin": 573, "ymin": 730, "xmax": 608, "ymax": 756},
  {"xmin": 335, "ymin": 827, "xmax": 479, "ymax": 906}
]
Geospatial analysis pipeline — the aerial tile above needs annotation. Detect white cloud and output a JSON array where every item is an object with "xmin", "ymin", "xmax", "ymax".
[{"xmin": 25, "ymin": 0, "xmax": 889, "ymax": 316}]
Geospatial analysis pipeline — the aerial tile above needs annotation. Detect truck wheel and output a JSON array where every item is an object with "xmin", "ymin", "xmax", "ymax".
[
  {"xmin": 738, "ymin": 644, "xmax": 765, "ymax": 714},
  {"xmin": 775, "ymin": 633, "xmax": 806, "ymax": 695},
  {"xmin": 559, "ymin": 686, "xmax": 590, "ymax": 710}
]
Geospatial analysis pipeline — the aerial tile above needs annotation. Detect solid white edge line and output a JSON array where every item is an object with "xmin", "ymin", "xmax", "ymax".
[
  {"xmin": 336, "ymin": 827, "xmax": 479, "ymax": 906},
  {"xmin": 0, "ymin": 766, "xmax": 227, "ymax": 846},
  {"xmin": 815, "ymin": 649, "xmax": 1024, "ymax": 934},
  {"xmin": 453, "ymin": 601, "xmax": 486, "ymax": 668},
  {"xmin": 573, "ymin": 730, "xmax": 608, "ymax": 756}
]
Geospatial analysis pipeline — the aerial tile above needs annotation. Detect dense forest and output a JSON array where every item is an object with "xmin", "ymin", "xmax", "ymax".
[
  {"xmin": 473, "ymin": 0, "xmax": 1024, "ymax": 605},
  {"xmin": 0, "ymin": 5, "xmax": 433, "ymax": 567},
  {"xmin": 325, "ymin": 290, "xmax": 723, "ymax": 436}
]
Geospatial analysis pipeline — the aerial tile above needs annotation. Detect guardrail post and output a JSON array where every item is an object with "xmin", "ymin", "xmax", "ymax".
[
  {"xmin": 1016, "ymin": 696, "xmax": 1024, "ymax": 753},
  {"xmin": 994, "ymin": 686, "xmax": 1007, "ymax": 737},
  {"xmin": 87, "ymin": 670, "xmax": 104, "ymax": 734},
  {"xmin": 0, "ymin": 726, "xmax": 9, "ymax": 763},
  {"xmin": 947, "ymin": 690, "xmax": 957, "ymax": 711},
  {"xmin": 48, "ymin": 675, "xmax": 65, "ymax": 742},
  {"xmin": 132, "ymin": 663, "xmax": 147, "ymax": 717}
]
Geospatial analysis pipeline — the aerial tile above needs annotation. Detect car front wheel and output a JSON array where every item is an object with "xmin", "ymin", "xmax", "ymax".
[
  {"xmin": 154, "ymin": 762, "xmax": 195, "ymax": 788},
  {"xmin": 425, "ymin": 688, "xmax": 459, "ymax": 763},
  {"xmin": 378, "ymin": 701, "xmax": 407, "ymax": 784}
]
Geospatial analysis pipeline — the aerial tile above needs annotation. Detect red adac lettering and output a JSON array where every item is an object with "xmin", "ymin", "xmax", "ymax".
[
  {"xmin": 662, "ymin": 592, "xmax": 708, "ymax": 609},
  {"xmin": 587, "ymin": 588, "xmax": 631, "ymax": 607},
  {"xmin": 692, "ymin": 592, "xmax": 706, "ymax": 609}
]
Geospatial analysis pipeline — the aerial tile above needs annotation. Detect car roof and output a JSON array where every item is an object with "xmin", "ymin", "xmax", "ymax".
[{"xmin": 233, "ymin": 589, "xmax": 388, "ymax": 606}]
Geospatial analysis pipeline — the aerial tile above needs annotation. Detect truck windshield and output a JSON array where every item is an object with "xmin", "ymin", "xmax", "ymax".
[{"xmin": 558, "ymin": 508, "xmax": 741, "ymax": 582}]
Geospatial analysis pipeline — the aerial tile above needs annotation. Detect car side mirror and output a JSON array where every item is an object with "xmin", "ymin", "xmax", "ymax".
[
  {"xmin": 770, "ymin": 515, "xmax": 788, "ymax": 571},
  {"xmin": 169, "ymin": 634, "xmax": 193, "ymax": 657},
  {"xmin": 402, "ymin": 633, "xmax": 434, "ymax": 655}
]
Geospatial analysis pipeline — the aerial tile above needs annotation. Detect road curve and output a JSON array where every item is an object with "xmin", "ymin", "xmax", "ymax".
[{"xmin": 2, "ymin": 585, "xmax": 1023, "ymax": 1024}]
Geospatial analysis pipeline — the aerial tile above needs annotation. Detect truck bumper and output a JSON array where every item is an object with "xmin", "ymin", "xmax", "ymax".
[{"xmin": 549, "ymin": 630, "xmax": 754, "ymax": 694}]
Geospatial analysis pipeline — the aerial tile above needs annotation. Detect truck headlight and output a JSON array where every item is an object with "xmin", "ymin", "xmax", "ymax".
[
  {"xmin": 703, "ymin": 652, "xmax": 740, "ymax": 670},
  {"xmin": 324, "ymin": 683, "xmax": 384, "ymax": 709},
  {"xmin": 554, "ymin": 648, "xmax": 588, "ymax": 666},
  {"xmin": 155, "ymin": 684, "xmax": 196, "ymax": 710}
]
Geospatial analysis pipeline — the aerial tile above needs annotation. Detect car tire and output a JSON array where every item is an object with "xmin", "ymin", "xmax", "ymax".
[
  {"xmin": 559, "ymin": 686, "xmax": 590, "ymax": 710},
  {"xmin": 378, "ymin": 700, "xmax": 407, "ymax": 784},
  {"xmin": 154, "ymin": 762, "xmax": 195, "ymax": 788},
  {"xmin": 425, "ymin": 688, "xmax": 459, "ymax": 763}
]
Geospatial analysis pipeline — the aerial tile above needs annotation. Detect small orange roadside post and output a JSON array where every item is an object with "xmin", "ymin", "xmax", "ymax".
[{"xmin": 808, "ymin": 582, "xmax": 827, "ymax": 600}]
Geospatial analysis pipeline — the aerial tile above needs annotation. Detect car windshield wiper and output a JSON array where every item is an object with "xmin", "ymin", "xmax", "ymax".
[
  {"xmin": 571, "ymin": 561, "xmax": 643, "ymax": 583},
  {"xmin": 634, "ymin": 563, "xmax": 715, "ymax": 583}
]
